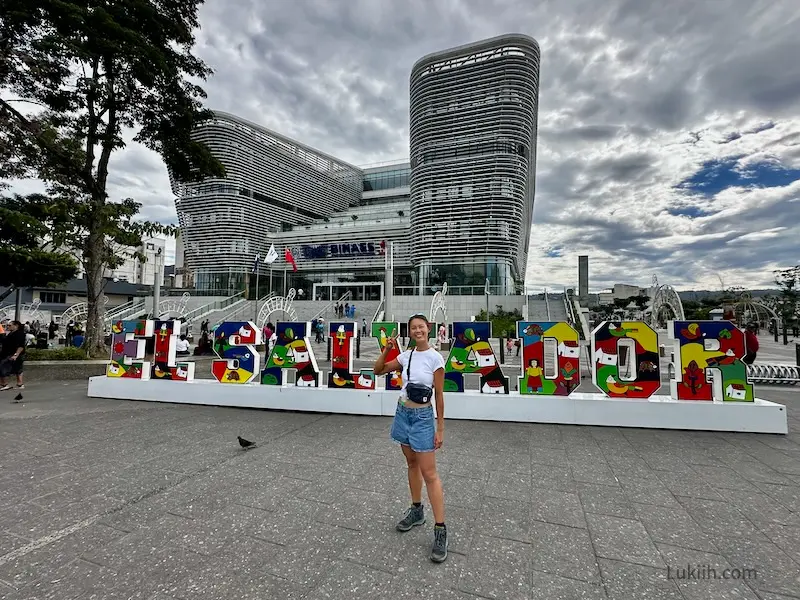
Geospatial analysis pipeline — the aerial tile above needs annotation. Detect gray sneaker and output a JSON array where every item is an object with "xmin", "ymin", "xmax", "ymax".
[
  {"xmin": 430, "ymin": 525, "xmax": 448, "ymax": 562},
  {"xmin": 396, "ymin": 504, "xmax": 425, "ymax": 532}
]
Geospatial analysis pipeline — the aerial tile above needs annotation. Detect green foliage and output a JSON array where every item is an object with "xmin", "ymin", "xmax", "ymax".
[
  {"xmin": 0, "ymin": 0, "xmax": 224, "ymax": 353},
  {"xmin": 25, "ymin": 346, "xmax": 87, "ymax": 361},
  {"xmin": 0, "ymin": 193, "xmax": 79, "ymax": 287},
  {"xmin": 774, "ymin": 266, "xmax": 799, "ymax": 324},
  {"xmin": 476, "ymin": 305, "xmax": 524, "ymax": 338}
]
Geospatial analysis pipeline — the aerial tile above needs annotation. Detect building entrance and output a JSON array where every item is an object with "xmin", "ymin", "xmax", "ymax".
[{"xmin": 312, "ymin": 282, "xmax": 384, "ymax": 302}]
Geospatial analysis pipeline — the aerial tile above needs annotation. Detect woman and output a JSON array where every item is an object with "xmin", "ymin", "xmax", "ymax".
[
  {"xmin": 0, "ymin": 320, "xmax": 26, "ymax": 391},
  {"xmin": 374, "ymin": 314, "xmax": 448, "ymax": 563}
]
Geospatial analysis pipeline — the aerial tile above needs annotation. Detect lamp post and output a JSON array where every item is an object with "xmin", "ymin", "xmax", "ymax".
[{"xmin": 485, "ymin": 278, "xmax": 490, "ymax": 319}]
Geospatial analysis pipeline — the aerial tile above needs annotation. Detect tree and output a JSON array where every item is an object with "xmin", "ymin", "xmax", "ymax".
[
  {"xmin": 0, "ymin": 193, "xmax": 79, "ymax": 289},
  {"xmin": 0, "ymin": 1, "xmax": 224, "ymax": 355},
  {"xmin": 773, "ymin": 266, "xmax": 799, "ymax": 345}
]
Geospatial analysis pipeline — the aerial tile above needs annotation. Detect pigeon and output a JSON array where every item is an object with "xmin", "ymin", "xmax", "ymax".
[
  {"xmin": 13, "ymin": 393, "xmax": 23, "ymax": 403},
  {"xmin": 237, "ymin": 436, "xmax": 256, "ymax": 450}
]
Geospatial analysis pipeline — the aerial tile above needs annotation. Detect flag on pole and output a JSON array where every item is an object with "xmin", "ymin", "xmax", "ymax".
[
  {"xmin": 284, "ymin": 247, "xmax": 298, "ymax": 272},
  {"xmin": 252, "ymin": 253, "xmax": 261, "ymax": 273},
  {"xmin": 265, "ymin": 244, "xmax": 279, "ymax": 264}
]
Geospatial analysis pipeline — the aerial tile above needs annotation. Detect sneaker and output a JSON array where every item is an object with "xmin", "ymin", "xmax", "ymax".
[
  {"xmin": 0, "ymin": 385, "xmax": 11, "ymax": 391},
  {"xmin": 430, "ymin": 525, "xmax": 448, "ymax": 563},
  {"xmin": 396, "ymin": 504, "xmax": 425, "ymax": 532},
  {"xmin": 16, "ymin": 385, "xmax": 24, "ymax": 389}
]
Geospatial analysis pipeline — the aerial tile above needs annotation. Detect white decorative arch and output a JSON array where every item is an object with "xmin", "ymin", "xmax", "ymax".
[
  {"xmin": 1, "ymin": 298, "xmax": 47, "ymax": 323},
  {"xmin": 732, "ymin": 292, "xmax": 782, "ymax": 327},
  {"xmin": 56, "ymin": 296, "xmax": 109, "ymax": 325},
  {"xmin": 156, "ymin": 292, "xmax": 191, "ymax": 319},
  {"xmin": 649, "ymin": 283, "xmax": 685, "ymax": 328},
  {"xmin": 429, "ymin": 282, "xmax": 448, "ymax": 325},
  {"xmin": 257, "ymin": 289, "xmax": 297, "ymax": 327}
]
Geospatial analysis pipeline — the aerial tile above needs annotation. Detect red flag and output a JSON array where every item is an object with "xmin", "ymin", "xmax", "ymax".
[{"xmin": 284, "ymin": 247, "xmax": 298, "ymax": 272}]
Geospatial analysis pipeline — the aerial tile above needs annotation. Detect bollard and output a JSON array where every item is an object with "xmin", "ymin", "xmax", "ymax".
[
  {"xmin": 356, "ymin": 334, "xmax": 360, "ymax": 359},
  {"xmin": 326, "ymin": 337, "xmax": 331, "ymax": 362},
  {"xmin": 796, "ymin": 343, "xmax": 800, "ymax": 367},
  {"xmin": 499, "ymin": 338, "xmax": 505, "ymax": 364}
]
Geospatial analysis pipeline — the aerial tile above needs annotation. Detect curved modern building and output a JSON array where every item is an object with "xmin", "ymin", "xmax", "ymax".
[
  {"xmin": 172, "ymin": 34, "xmax": 540, "ymax": 299},
  {"xmin": 409, "ymin": 34, "xmax": 540, "ymax": 295},
  {"xmin": 169, "ymin": 112, "xmax": 363, "ymax": 293}
]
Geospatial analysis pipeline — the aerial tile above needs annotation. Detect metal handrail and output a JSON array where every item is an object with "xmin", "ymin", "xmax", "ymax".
[
  {"xmin": 183, "ymin": 291, "xmax": 245, "ymax": 324},
  {"xmin": 544, "ymin": 289, "xmax": 552, "ymax": 321},
  {"xmin": 311, "ymin": 290, "xmax": 353, "ymax": 321},
  {"xmin": 372, "ymin": 298, "xmax": 385, "ymax": 324}
]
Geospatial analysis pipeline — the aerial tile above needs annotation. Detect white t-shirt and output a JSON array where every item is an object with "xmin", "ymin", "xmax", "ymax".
[
  {"xmin": 176, "ymin": 339, "xmax": 190, "ymax": 352},
  {"xmin": 396, "ymin": 348, "xmax": 445, "ymax": 397}
]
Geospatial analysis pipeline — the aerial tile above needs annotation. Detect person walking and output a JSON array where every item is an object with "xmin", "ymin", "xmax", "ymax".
[
  {"xmin": 374, "ymin": 314, "xmax": 448, "ymax": 563},
  {"xmin": 0, "ymin": 320, "xmax": 27, "ymax": 391},
  {"xmin": 743, "ymin": 322, "xmax": 759, "ymax": 365}
]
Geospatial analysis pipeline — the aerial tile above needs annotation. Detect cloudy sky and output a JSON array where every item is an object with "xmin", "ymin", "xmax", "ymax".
[{"xmin": 17, "ymin": 0, "xmax": 800, "ymax": 292}]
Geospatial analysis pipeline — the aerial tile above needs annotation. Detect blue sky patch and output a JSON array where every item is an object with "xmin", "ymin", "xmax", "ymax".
[
  {"xmin": 666, "ymin": 205, "xmax": 712, "ymax": 218},
  {"xmin": 545, "ymin": 246, "xmax": 564, "ymax": 258},
  {"xmin": 676, "ymin": 156, "xmax": 800, "ymax": 197}
]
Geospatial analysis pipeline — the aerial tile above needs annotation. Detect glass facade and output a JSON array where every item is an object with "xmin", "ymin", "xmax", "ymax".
[{"xmin": 363, "ymin": 168, "xmax": 410, "ymax": 192}]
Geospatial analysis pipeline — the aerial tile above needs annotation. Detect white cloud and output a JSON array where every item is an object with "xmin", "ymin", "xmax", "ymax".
[{"xmin": 7, "ymin": 0, "xmax": 800, "ymax": 288}]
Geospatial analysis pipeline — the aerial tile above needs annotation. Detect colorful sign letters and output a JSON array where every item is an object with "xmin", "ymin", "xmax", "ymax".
[
  {"xmin": 372, "ymin": 321, "xmax": 403, "ymax": 390},
  {"xmin": 591, "ymin": 321, "xmax": 661, "ymax": 399},
  {"xmin": 106, "ymin": 318, "xmax": 756, "ymax": 402},
  {"xmin": 444, "ymin": 322, "xmax": 509, "ymax": 394},
  {"xmin": 212, "ymin": 321, "xmax": 261, "ymax": 384},
  {"xmin": 328, "ymin": 322, "xmax": 375, "ymax": 390},
  {"xmin": 262, "ymin": 322, "xmax": 321, "ymax": 387},
  {"xmin": 517, "ymin": 322, "xmax": 581, "ymax": 395},
  {"xmin": 669, "ymin": 320, "xmax": 754, "ymax": 402},
  {"xmin": 108, "ymin": 319, "xmax": 154, "ymax": 380}
]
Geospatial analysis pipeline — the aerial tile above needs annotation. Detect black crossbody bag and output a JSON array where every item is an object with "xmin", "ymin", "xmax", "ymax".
[{"xmin": 404, "ymin": 348, "xmax": 434, "ymax": 404}]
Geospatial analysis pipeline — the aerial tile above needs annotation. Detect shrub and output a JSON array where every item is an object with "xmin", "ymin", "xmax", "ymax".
[{"xmin": 25, "ymin": 347, "xmax": 88, "ymax": 361}]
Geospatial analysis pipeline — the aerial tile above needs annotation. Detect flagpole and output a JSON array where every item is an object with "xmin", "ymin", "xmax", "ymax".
[
  {"xmin": 254, "ymin": 265, "xmax": 260, "ymax": 322},
  {"xmin": 283, "ymin": 266, "xmax": 287, "ymax": 297}
]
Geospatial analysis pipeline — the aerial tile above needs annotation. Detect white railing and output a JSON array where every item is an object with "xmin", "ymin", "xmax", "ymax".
[
  {"xmin": 544, "ymin": 289, "xmax": 552, "ymax": 321},
  {"xmin": 372, "ymin": 298, "xmax": 385, "ymax": 324},
  {"xmin": 183, "ymin": 291, "xmax": 245, "ymax": 324},
  {"xmin": 312, "ymin": 290, "xmax": 353, "ymax": 321}
]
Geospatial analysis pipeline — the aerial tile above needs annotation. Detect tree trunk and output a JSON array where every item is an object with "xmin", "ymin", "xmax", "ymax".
[{"xmin": 84, "ymin": 231, "xmax": 108, "ymax": 358}]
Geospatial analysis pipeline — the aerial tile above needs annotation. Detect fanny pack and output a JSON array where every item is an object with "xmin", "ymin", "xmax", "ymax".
[{"xmin": 404, "ymin": 348, "xmax": 433, "ymax": 404}]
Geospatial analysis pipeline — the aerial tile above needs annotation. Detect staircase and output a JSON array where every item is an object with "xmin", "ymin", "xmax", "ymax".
[
  {"xmin": 527, "ymin": 299, "xmax": 550, "ymax": 321},
  {"xmin": 183, "ymin": 292, "xmax": 246, "ymax": 330},
  {"xmin": 546, "ymin": 293, "xmax": 568, "ymax": 321}
]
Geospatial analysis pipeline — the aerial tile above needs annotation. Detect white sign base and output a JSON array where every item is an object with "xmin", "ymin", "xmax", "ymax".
[{"xmin": 87, "ymin": 377, "xmax": 788, "ymax": 435}]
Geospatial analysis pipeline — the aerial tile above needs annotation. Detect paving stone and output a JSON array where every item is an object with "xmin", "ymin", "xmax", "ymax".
[
  {"xmin": 713, "ymin": 533, "xmax": 800, "ymax": 598},
  {"xmin": 586, "ymin": 513, "xmax": 663, "ymax": 568},
  {"xmin": 570, "ymin": 460, "xmax": 619, "ymax": 486},
  {"xmin": 757, "ymin": 482, "xmax": 800, "ymax": 512},
  {"xmin": 458, "ymin": 534, "xmax": 530, "ymax": 600},
  {"xmin": 529, "ymin": 569, "xmax": 606, "ymax": 599},
  {"xmin": 529, "ymin": 446, "xmax": 570, "ymax": 467},
  {"xmin": 675, "ymin": 496, "xmax": 759, "ymax": 538},
  {"xmin": 619, "ymin": 480, "xmax": 681, "ymax": 508},
  {"xmin": 530, "ymin": 463, "xmax": 577, "ymax": 493},
  {"xmin": 578, "ymin": 482, "xmax": 635, "ymax": 519},
  {"xmin": 632, "ymin": 502, "xmax": 717, "ymax": 553},
  {"xmin": 654, "ymin": 470, "xmax": 724, "ymax": 501},
  {"xmin": 13, "ymin": 558, "xmax": 119, "ymax": 600},
  {"xmin": 486, "ymin": 470, "xmax": 532, "ymax": 502},
  {"xmin": 757, "ymin": 521, "xmax": 800, "ymax": 564},
  {"xmin": 723, "ymin": 488, "xmax": 800, "ymax": 528},
  {"xmin": 529, "ymin": 521, "xmax": 600, "ymax": 583},
  {"xmin": 656, "ymin": 543, "xmax": 760, "ymax": 600},
  {"xmin": 302, "ymin": 559, "xmax": 394, "ymax": 600},
  {"xmin": 598, "ymin": 558, "xmax": 683, "ymax": 600},
  {"xmin": 530, "ymin": 487, "xmax": 587, "ymax": 528},
  {"xmin": 475, "ymin": 497, "xmax": 531, "ymax": 543},
  {"xmin": 440, "ymin": 473, "xmax": 485, "ymax": 509}
]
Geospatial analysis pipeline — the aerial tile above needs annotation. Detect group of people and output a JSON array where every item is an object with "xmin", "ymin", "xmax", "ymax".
[{"xmin": 334, "ymin": 302, "xmax": 356, "ymax": 318}]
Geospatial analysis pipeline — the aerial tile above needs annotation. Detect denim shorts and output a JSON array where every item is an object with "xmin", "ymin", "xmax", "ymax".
[{"xmin": 390, "ymin": 401, "xmax": 435, "ymax": 453}]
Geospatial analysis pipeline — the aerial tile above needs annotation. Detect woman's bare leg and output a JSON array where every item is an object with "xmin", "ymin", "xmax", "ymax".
[
  {"xmin": 401, "ymin": 444, "xmax": 423, "ymax": 503},
  {"xmin": 415, "ymin": 451, "xmax": 444, "ymax": 524}
]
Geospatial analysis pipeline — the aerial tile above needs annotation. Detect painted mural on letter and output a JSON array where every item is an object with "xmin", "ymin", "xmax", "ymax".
[
  {"xmin": 261, "ymin": 322, "xmax": 321, "ymax": 387},
  {"xmin": 212, "ymin": 321, "xmax": 261, "ymax": 384},
  {"xmin": 591, "ymin": 321, "xmax": 661, "ymax": 399},
  {"xmin": 372, "ymin": 321, "xmax": 403, "ymax": 390},
  {"xmin": 444, "ymin": 322, "xmax": 509, "ymax": 394},
  {"xmin": 516, "ymin": 321, "xmax": 581, "ymax": 395},
  {"xmin": 668, "ymin": 320, "xmax": 754, "ymax": 402},
  {"xmin": 107, "ymin": 319, "xmax": 154, "ymax": 380},
  {"xmin": 328, "ymin": 322, "xmax": 375, "ymax": 390}
]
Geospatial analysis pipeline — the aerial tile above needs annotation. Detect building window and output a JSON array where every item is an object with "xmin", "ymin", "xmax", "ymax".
[{"xmin": 39, "ymin": 291, "xmax": 67, "ymax": 304}]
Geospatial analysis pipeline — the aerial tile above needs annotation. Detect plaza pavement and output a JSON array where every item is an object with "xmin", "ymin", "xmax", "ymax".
[{"xmin": 1, "ymin": 379, "xmax": 800, "ymax": 600}]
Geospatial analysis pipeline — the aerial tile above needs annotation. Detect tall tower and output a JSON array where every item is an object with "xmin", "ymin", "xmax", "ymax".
[
  {"xmin": 409, "ymin": 34, "xmax": 541, "ymax": 295},
  {"xmin": 578, "ymin": 255, "xmax": 589, "ymax": 301}
]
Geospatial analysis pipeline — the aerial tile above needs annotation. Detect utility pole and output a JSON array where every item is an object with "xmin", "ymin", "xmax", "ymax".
[{"xmin": 153, "ymin": 248, "xmax": 163, "ymax": 319}]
